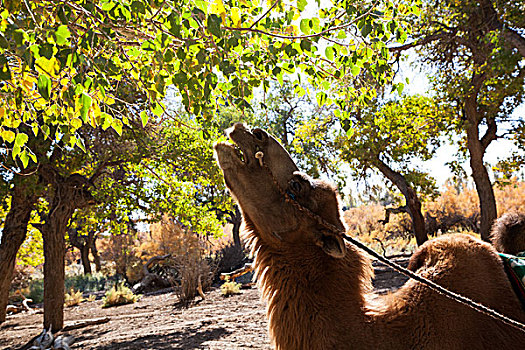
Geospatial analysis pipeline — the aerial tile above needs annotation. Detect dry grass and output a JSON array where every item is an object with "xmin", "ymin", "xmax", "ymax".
[
  {"xmin": 145, "ymin": 215, "xmax": 213, "ymax": 304},
  {"xmin": 220, "ymin": 277, "xmax": 242, "ymax": 297},
  {"xmin": 102, "ymin": 282, "xmax": 140, "ymax": 308},
  {"xmin": 64, "ymin": 289, "xmax": 84, "ymax": 307},
  {"xmin": 343, "ymin": 205, "xmax": 415, "ymax": 255},
  {"xmin": 344, "ymin": 180, "xmax": 525, "ymax": 255}
]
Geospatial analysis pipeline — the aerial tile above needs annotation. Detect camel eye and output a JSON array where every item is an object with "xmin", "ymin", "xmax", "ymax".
[
  {"xmin": 253, "ymin": 129, "xmax": 265, "ymax": 141},
  {"xmin": 290, "ymin": 180, "xmax": 301, "ymax": 192}
]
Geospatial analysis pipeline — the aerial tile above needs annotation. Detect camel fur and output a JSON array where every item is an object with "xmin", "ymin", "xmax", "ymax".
[
  {"xmin": 491, "ymin": 211, "xmax": 525, "ymax": 254},
  {"xmin": 214, "ymin": 124, "xmax": 525, "ymax": 350}
]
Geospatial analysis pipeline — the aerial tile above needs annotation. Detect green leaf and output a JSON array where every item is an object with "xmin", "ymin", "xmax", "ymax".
[
  {"xmin": 70, "ymin": 117, "xmax": 82, "ymax": 129},
  {"xmin": 164, "ymin": 48, "xmax": 174, "ymax": 62},
  {"xmin": 207, "ymin": 14, "xmax": 222, "ymax": 37},
  {"xmin": 361, "ymin": 23, "xmax": 372, "ymax": 38},
  {"xmin": 41, "ymin": 125, "xmax": 50, "ymax": 138},
  {"xmin": 396, "ymin": 83, "xmax": 404, "ymax": 95},
  {"xmin": 37, "ymin": 74, "xmax": 51, "ymax": 100},
  {"xmin": 151, "ymin": 103, "xmax": 164, "ymax": 117},
  {"xmin": 55, "ymin": 25, "xmax": 71, "ymax": 45},
  {"xmin": 300, "ymin": 19, "xmax": 310, "ymax": 35},
  {"xmin": 75, "ymin": 136, "xmax": 86, "ymax": 152},
  {"xmin": 297, "ymin": 0, "xmax": 307, "ymax": 11},
  {"xmin": 15, "ymin": 132, "xmax": 29, "ymax": 147},
  {"xmin": 28, "ymin": 150, "xmax": 37, "ymax": 163},
  {"xmin": 101, "ymin": 112, "xmax": 113, "ymax": 130},
  {"xmin": 140, "ymin": 111, "xmax": 149, "ymax": 127},
  {"xmin": 350, "ymin": 63, "xmax": 361, "ymax": 76},
  {"xmin": 12, "ymin": 144, "xmax": 21, "ymax": 159},
  {"xmin": 325, "ymin": 47, "xmax": 334, "ymax": 61},
  {"xmin": 20, "ymin": 150, "xmax": 29, "ymax": 168},
  {"xmin": 80, "ymin": 92, "xmax": 92, "ymax": 123},
  {"xmin": 300, "ymin": 39, "xmax": 311, "ymax": 52},
  {"xmin": 32, "ymin": 123, "xmax": 39, "ymax": 137}
]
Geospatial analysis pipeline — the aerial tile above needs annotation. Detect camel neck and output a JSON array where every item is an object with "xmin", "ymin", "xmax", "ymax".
[{"xmin": 252, "ymin": 239, "xmax": 375, "ymax": 349}]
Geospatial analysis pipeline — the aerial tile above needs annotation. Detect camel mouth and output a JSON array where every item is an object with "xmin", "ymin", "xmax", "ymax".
[
  {"xmin": 214, "ymin": 141, "xmax": 247, "ymax": 168},
  {"xmin": 215, "ymin": 124, "xmax": 259, "ymax": 170}
]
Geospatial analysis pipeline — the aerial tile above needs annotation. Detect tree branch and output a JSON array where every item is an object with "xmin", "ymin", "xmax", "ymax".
[
  {"xmin": 480, "ymin": 117, "xmax": 497, "ymax": 151},
  {"xmin": 388, "ymin": 31, "xmax": 451, "ymax": 52}
]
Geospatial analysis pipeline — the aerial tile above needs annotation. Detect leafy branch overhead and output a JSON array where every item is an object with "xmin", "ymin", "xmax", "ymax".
[{"xmin": 0, "ymin": 0, "xmax": 418, "ymax": 168}]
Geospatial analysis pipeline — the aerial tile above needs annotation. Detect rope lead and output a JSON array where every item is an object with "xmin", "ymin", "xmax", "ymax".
[{"xmin": 256, "ymin": 151, "xmax": 525, "ymax": 334}]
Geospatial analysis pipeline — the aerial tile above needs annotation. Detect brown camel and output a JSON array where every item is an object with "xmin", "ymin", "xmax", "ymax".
[{"xmin": 215, "ymin": 124, "xmax": 525, "ymax": 350}]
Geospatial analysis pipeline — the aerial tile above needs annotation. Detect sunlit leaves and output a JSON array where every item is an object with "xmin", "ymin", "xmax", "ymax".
[
  {"xmin": 79, "ymin": 93, "xmax": 92, "ymax": 123},
  {"xmin": 0, "ymin": 0, "xmax": 419, "ymax": 169},
  {"xmin": 0, "ymin": 55, "xmax": 10, "ymax": 80},
  {"xmin": 37, "ymin": 75, "xmax": 51, "ymax": 100},
  {"xmin": 55, "ymin": 25, "xmax": 71, "ymax": 46}
]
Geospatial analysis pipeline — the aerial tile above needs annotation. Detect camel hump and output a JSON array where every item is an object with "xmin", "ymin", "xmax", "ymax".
[
  {"xmin": 407, "ymin": 234, "xmax": 492, "ymax": 273},
  {"xmin": 491, "ymin": 212, "xmax": 525, "ymax": 254}
]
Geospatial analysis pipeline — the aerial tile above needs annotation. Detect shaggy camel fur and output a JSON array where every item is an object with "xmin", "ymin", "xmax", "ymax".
[
  {"xmin": 491, "ymin": 211, "xmax": 525, "ymax": 254},
  {"xmin": 214, "ymin": 124, "xmax": 525, "ymax": 350}
]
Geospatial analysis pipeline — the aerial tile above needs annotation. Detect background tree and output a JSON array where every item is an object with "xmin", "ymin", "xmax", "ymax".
[
  {"xmin": 339, "ymin": 95, "xmax": 454, "ymax": 245},
  {"xmin": 0, "ymin": 0, "xmax": 421, "ymax": 329},
  {"xmin": 404, "ymin": 0, "xmax": 525, "ymax": 240}
]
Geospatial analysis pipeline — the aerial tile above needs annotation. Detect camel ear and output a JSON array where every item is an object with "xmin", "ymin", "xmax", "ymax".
[{"xmin": 316, "ymin": 232, "xmax": 346, "ymax": 258}]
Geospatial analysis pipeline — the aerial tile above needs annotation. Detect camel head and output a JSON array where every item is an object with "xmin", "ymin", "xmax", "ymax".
[{"xmin": 214, "ymin": 123, "xmax": 347, "ymax": 258}]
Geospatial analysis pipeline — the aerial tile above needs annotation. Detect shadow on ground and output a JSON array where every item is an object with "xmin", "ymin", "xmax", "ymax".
[{"xmin": 79, "ymin": 325, "xmax": 232, "ymax": 350}]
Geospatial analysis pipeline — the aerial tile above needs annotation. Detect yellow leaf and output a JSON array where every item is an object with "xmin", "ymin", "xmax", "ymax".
[
  {"xmin": 35, "ymin": 56, "xmax": 59, "ymax": 78},
  {"xmin": 231, "ymin": 7, "xmax": 241, "ymax": 27},
  {"xmin": 210, "ymin": 0, "xmax": 226, "ymax": 22},
  {"xmin": 21, "ymin": 74, "xmax": 36, "ymax": 92}
]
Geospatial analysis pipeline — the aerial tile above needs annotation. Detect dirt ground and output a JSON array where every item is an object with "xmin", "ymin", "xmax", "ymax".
[{"xmin": 0, "ymin": 259, "xmax": 409, "ymax": 350}]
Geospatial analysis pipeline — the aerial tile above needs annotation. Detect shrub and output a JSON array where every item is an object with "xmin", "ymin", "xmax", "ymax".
[
  {"xmin": 220, "ymin": 277, "xmax": 241, "ymax": 297},
  {"xmin": 214, "ymin": 241, "xmax": 247, "ymax": 276},
  {"xmin": 102, "ymin": 282, "xmax": 140, "ymax": 308},
  {"xmin": 343, "ymin": 180, "xmax": 525, "ymax": 255},
  {"xmin": 64, "ymin": 289, "xmax": 84, "ymax": 307},
  {"xmin": 140, "ymin": 215, "xmax": 214, "ymax": 303},
  {"xmin": 65, "ymin": 272, "xmax": 110, "ymax": 293},
  {"xmin": 27, "ymin": 279, "xmax": 44, "ymax": 304}
]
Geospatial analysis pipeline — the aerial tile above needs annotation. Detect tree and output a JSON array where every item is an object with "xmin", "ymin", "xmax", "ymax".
[
  {"xmin": 67, "ymin": 212, "xmax": 100, "ymax": 275},
  {"xmin": 403, "ymin": 0, "xmax": 525, "ymax": 239},
  {"xmin": 339, "ymin": 95, "xmax": 453, "ymax": 245},
  {"xmin": 1, "ymin": 0, "xmax": 419, "ymax": 328},
  {"xmin": 0, "ymin": 174, "xmax": 40, "ymax": 324}
]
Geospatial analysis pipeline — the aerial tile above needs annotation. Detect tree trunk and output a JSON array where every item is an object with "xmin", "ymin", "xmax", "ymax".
[
  {"xmin": 0, "ymin": 177, "xmax": 38, "ymax": 324},
  {"xmin": 464, "ymin": 73, "xmax": 498, "ymax": 241},
  {"xmin": 375, "ymin": 159, "xmax": 428, "ymax": 246},
  {"xmin": 38, "ymin": 167, "xmax": 95, "ymax": 331},
  {"xmin": 466, "ymin": 125, "xmax": 497, "ymax": 241},
  {"xmin": 69, "ymin": 227, "xmax": 95, "ymax": 275},
  {"xmin": 231, "ymin": 206, "xmax": 242, "ymax": 248},
  {"xmin": 91, "ymin": 237, "xmax": 102, "ymax": 272},
  {"xmin": 80, "ymin": 244, "xmax": 92, "ymax": 275}
]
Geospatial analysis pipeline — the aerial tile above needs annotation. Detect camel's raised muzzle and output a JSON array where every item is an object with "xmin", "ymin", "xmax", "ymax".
[{"xmin": 214, "ymin": 123, "xmax": 298, "ymax": 190}]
